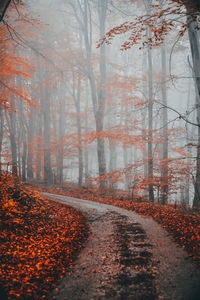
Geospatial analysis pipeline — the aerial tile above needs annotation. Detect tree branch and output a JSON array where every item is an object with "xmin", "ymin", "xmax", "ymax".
[{"xmin": 155, "ymin": 100, "xmax": 200, "ymax": 127}]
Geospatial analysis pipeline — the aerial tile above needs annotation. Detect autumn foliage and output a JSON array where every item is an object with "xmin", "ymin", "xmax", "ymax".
[
  {"xmin": 0, "ymin": 174, "xmax": 89, "ymax": 299},
  {"xmin": 97, "ymin": 0, "xmax": 200, "ymax": 50},
  {"xmin": 39, "ymin": 182, "xmax": 200, "ymax": 266}
]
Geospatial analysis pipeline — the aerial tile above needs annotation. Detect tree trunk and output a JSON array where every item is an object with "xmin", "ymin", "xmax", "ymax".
[
  {"xmin": 144, "ymin": 0, "xmax": 154, "ymax": 202},
  {"xmin": 84, "ymin": 82, "xmax": 89, "ymax": 185},
  {"xmin": 18, "ymin": 104, "xmax": 27, "ymax": 182},
  {"xmin": 160, "ymin": 42, "xmax": 168, "ymax": 204},
  {"xmin": 141, "ymin": 50, "xmax": 148, "ymax": 196},
  {"xmin": 122, "ymin": 104, "xmax": 130, "ymax": 190},
  {"xmin": 96, "ymin": 0, "xmax": 108, "ymax": 189},
  {"xmin": 187, "ymin": 13, "xmax": 200, "ymax": 208},
  {"xmin": 147, "ymin": 30, "xmax": 154, "ymax": 203},
  {"xmin": 0, "ymin": 106, "xmax": 4, "ymax": 174},
  {"xmin": 57, "ymin": 91, "xmax": 64, "ymax": 185},
  {"xmin": 22, "ymin": 137, "xmax": 27, "ymax": 182},
  {"xmin": 35, "ymin": 111, "xmax": 42, "ymax": 181},
  {"xmin": 73, "ymin": 73, "xmax": 83, "ymax": 187},
  {"xmin": 5, "ymin": 103, "xmax": 18, "ymax": 176},
  {"xmin": 0, "ymin": 0, "xmax": 11, "ymax": 22},
  {"xmin": 27, "ymin": 108, "xmax": 35, "ymax": 180},
  {"xmin": 80, "ymin": 0, "xmax": 107, "ymax": 189},
  {"xmin": 108, "ymin": 105, "xmax": 117, "ymax": 180},
  {"xmin": 42, "ymin": 89, "xmax": 53, "ymax": 186},
  {"xmin": 10, "ymin": 132, "xmax": 17, "ymax": 176},
  {"xmin": 177, "ymin": 0, "xmax": 200, "ymax": 11},
  {"xmin": 184, "ymin": 80, "xmax": 192, "ymax": 206}
]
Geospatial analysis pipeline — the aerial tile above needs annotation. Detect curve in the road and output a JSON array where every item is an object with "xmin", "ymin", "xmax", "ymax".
[{"xmin": 43, "ymin": 192, "xmax": 200, "ymax": 300}]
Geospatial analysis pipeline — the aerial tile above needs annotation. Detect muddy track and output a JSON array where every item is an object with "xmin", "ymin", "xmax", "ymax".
[
  {"xmin": 44, "ymin": 193, "xmax": 200, "ymax": 300},
  {"xmin": 112, "ymin": 214, "xmax": 156, "ymax": 299},
  {"xmin": 47, "ymin": 211, "xmax": 157, "ymax": 300}
]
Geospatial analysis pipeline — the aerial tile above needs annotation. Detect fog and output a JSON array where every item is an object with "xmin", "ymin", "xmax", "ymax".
[{"xmin": 1, "ymin": 0, "xmax": 199, "ymax": 207}]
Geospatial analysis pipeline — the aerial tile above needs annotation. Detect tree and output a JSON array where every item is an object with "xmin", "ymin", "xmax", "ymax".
[
  {"xmin": 1, "ymin": 0, "xmax": 198, "ymax": 204},
  {"xmin": 159, "ymin": 0, "xmax": 168, "ymax": 204},
  {"xmin": 144, "ymin": 0, "xmax": 154, "ymax": 202},
  {"xmin": 99, "ymin": 0, "xmax": 200, "ymax": 206},
  {"xmin": 72, "ymin": 70, "xmax": 84, "ymax": 187},
  {"xmin": 188, "ymin": 19, "xmax": 200, "ymax": 208},
  {"xmin": 67, "ymin": 0, "xmax": 108, "ymax": 188}
]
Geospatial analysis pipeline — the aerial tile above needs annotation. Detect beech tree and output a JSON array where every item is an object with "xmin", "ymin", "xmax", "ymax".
[
  {"xmin": 98, "ymin": 0, "xmax": 200, "ymax": 206},
  {"xmin": 72, "ymin": 70, "xmax": 84, "ymax": 187},
  {"xmin": 144, "ymin": 0, "xmax": 154, "ymax": 203},
  {"xmin": 1, "ymin": 0, "xmax": 198, "ymax": 207},
  {"xmin": 0, "ymin": 4, "xmax": 34, "ymax": 176},
  {"xmin": 63, "ymin": 0, "xmax": 109, "ymax": 188},
  {"xmin": 159, "ymin": 0, "xmax": 169, "ymax": 204}
]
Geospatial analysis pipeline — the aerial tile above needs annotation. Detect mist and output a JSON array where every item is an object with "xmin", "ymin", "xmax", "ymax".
[{"xmin": 1, "ymin": 0, "xmax": 199, "ymax": 207}]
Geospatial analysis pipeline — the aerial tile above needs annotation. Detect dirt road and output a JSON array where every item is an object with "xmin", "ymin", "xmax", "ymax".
[{"xmin": 43, "ymin": 193, "xmax": 200, "ymax": 300}]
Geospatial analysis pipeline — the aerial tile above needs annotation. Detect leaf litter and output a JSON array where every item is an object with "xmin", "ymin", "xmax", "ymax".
[{"xmin": 0, "ymin": 174, "xmax": 89, "ymax": 299}]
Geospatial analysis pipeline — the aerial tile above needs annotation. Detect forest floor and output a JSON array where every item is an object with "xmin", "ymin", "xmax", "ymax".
[
  {"xmin": 2, "ymin": 177, "xmax": 200, "ymax": 299},
  {"xmin": 44, "ymin": 192, "xmax": 200, "ymax": 300},
  {"xmin": 0, "ymin": 175, "xmax": 89, "ymax": 299}
]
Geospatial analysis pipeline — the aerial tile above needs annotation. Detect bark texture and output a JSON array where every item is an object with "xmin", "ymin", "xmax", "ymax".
[{"xmin": 187, "ymin": 14, "xmax": 200, "ymax": 208}]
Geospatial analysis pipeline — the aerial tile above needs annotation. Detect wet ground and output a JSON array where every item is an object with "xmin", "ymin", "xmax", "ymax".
[{"xmin": 43, "ymin": 193, "xmax": 200, "ymax": 300}]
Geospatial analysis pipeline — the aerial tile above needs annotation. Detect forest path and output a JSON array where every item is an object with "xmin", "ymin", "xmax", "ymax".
[{"xmin": 43, "ymin": 193, "xmax": 200, "ymax": 300}]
